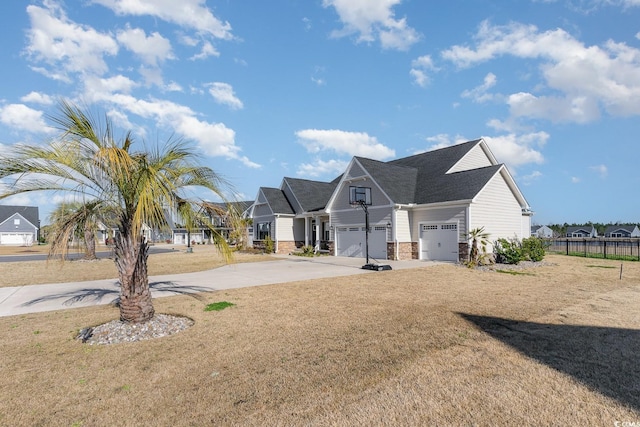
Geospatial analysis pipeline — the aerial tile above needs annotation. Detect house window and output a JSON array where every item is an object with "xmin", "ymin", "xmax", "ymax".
[
  {"xmin": 349, "ymin": 186, "xmax": 372, "ymax": 205},
  {"xmin": 256, "ymin": 222, "xmax": 270, "ymax": 240},
  {"xmin": 611, "ymin": 233, "xmax": 623, "ymax": 238},
  {"xmin": 14, "ymin": 219, "xmax": 20, "ymax": 225}
]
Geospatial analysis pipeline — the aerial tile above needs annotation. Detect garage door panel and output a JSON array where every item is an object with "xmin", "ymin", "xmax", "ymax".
[
  {"xmin": 420, "ymin": 223, "xmax": 458, "ymax": 261},
  {"xmin": 337, "ymin": 226, "xmax": 386, "ymax": 260},
  {"xmin": 0, "ymin": 233, "xmax": 34, "ymax": 245}
]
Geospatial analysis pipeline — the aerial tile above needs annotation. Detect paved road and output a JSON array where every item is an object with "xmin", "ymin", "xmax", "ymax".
[
  {"xmin": 0, "ymin": 256, "xmax": 433, "ymax": 318},
  {"xmin": 0, "ymin": 246, "xmax": 175, "ymax": 263}
]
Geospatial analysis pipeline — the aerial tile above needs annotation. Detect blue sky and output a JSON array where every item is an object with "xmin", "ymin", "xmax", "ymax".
[{"xmin": 1, "ymin": 0, "xmax": 639, "ymax": 226}]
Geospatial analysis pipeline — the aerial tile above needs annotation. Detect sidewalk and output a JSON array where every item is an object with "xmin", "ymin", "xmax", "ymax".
[{"xmin": 0, "ymin": 256, "xmax": 430, "ymax": 318}]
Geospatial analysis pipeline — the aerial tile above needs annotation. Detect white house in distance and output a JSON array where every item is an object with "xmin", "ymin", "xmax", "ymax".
[
  {"xmin": 0, "ymin": 205, "xmax": 39, "ymax": 246},
  {"xmin": 531, "ymin": 225, "xmax": 554, "ymax": 238},
  {"xmin": 251, "ymin": 139, "xmax": 533, "ymax": 262}
]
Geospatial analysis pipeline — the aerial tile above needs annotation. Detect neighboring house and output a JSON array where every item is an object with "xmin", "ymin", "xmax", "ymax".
[
  {"xmin": 172, "ymin": 201, "xmax": 253, "ymax": 245},
  {"xmin": 250, "ymin": 139, "xmax": 533, "ymax": 262},
  {"xmin": 531, "ymin": 225, "xmax": 554, "ymax": 238},
  {"xmin": 604, "ymin": 224, "xmax": 640, "ymax": 238},
  {"xmin": 566, "ymin": 225, "xmax": 598, "ymax": 238},
  {"xmin": 251, "ymin": 178, "xmax": 338, "ymax": 254},
  {"xmin": 0, "ymin": 205, "xmax": 40, "ymax": 246}
]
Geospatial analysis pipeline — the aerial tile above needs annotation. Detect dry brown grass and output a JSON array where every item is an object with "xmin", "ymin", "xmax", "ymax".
[
  {"xmin": 1, "ymin": 254, "xmax": 639, "ymax": 426},
  {"xmin": 0, "ymin": 244, "xmax": 274, "ymax": 287}
]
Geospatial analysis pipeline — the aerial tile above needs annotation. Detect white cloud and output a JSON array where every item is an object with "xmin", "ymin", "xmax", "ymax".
[
  {"xmin": 164, "ymin": 81, "xmax": 183, "ymax": 92},
  {"xmin": 322, "ymin": 0, "xmax": 421, "ymax": 50},
  {"xmin": 207, "ymin": 82, "xmax": 243, "ymax": 110},
  {"xmin": 92, "ymin": 0, "xmax": 233, "ymax": 40},
  {"xmin": 507, "ymin": 92, "xmax": 600, "ymax": 123},
  {"xmin": 589, "ymin": 164, "xmax": 608, "ymax": 178},
  {"xmin": 83, "ymin": 75, "xmax": 137, "ymax": 102},
  {"xmin": 461, "ymin": 73, "xmax": 498, "ymax": 103},
  {"xmin": 190, "ymin": 41, "xmax": 220, "ymax": 60},
  {"xmin": 104, "ymin": 94, "xmax": 258, "ymax": 167},
  {"xmin": 0, "ymin": 104, "xmax": 54, "ymax": 134},
  {"xmin": 441, "ymin": 20, "xmax": 640, "ymax": 121},
  {"xmin": 297, "ymin": 159, "xmax": 349, "ymax": 178},
  {"xmin": 410, "ymin": 55, "xmax": 435, "ymax": 87},
  {"xmin": 482, "ymin": 133, "xmax": 548, "ymax": 170},
  {"xmin": 25, "ymin": 3, "xmax": 118, "ymax": 79},
  {"xmin": 296, "ymin": 129, "xmax": 395, "ymax": 160},
  {"xmin": 424, "ymin": 132, "xmax": 547, "ymax": 172},
  {"xmin": 20, "ymin": 92, "xmax": 54, "ymax": 105},
  {"xmin": 116, "ymin": 26, "xmax": 174, "ymax": 66},
  {"xmin": 571, "ymin": 176, "xmax": 581, "ymax": 183},
  {"xmin": 521, "ymin": 170, "xmax": 543, "ymax": 185},
  {"xmin": 423, "ymin": 134, "xmax": 470, "ymax": 151}
]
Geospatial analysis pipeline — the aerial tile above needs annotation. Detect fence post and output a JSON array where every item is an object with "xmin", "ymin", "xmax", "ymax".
[
  {"xmin": 566, "ymin": 239, "xmax": 569, "ymax": 255},
  {"xmin": 603, "ymin": 239, "xmax": 607, "ymax": 259},
  {"xmin": 584, "ymin": 239, "xmax": 587, "ymax": 257}
]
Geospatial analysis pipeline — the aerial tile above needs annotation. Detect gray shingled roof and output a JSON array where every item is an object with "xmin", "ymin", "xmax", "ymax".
[
  {"xmin": 260, "ymin": 187, "xmax": 294, "ymax": 215},
  {"xmin": 0, "ymin": 205, "xmax": 40, "ymax": 227},
  {"xmin": 356, "ymin": 140, "xmax": 498, "ymax": 204},
  {"xmin": 283, "ymin": 177, "xmax": 338, "ymax": 212}
]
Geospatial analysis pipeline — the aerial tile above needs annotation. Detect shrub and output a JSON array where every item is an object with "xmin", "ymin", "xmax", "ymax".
[
  {"xmin": 494, "ymin": 237, "xmax": 524, "ymax": 264},
  {"xmin": 264, "ymin": 236, "xmax": 275, "ymax": 254},
  {"xmin": 521, "ymin": 236, "xmax": 546, "ymax": 262}
]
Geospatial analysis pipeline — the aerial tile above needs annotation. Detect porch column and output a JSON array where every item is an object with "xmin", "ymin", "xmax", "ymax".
[
  {"xmin": 304, "ymin": 217, "xmax": 310, "ymax": 246},
  {"xmin": 314, "ymin": 215, "xmax": 321, "ymax": 251}
]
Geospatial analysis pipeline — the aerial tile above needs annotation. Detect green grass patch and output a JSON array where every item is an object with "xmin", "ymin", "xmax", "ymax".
[
  {"xmin": 204, "ymin": 301, "xmax": 236, "ymax": 312},
  {"xmin": 495, "ymin": 269, "xmax": 535, "ymax": 276}
]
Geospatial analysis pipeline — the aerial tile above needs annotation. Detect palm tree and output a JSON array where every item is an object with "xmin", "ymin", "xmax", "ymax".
[
  {"xmin": 468, "ymin": 226, "xmax": 491, "ymax": 266},
  {"xmin": 49, "ymin": 201, "xmax": 108, "ymax": 260},
  {"xmin": 0, "ymin": 100, "xmax": 234, "ymax": 323}
]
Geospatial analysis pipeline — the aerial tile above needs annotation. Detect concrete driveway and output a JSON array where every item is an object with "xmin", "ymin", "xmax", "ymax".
[{"xmin": 0, "ymin": 255, "xmax": 430, "ymax": 318}]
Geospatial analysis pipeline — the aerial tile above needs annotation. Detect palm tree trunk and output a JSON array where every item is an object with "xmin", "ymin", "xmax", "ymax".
[
  {"xmin": 84, "ymin": 223, "xmax": 97, "ymax": 260},
  {"xmin": 114, "ymin": 229, "xmax": 154, "ymax": 323}
]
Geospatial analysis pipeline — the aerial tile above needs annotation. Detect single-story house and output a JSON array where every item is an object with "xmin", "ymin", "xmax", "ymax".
[
  {"xmin": 566, "ymin": 226, "xmax": 598, "ymax": 238},
  {"xmin": 604, "ymin": 224, "xmax": 640, "ymax": 238},
  {"xmin": 250, "ymin": 139, "xmax": 533, "ymax": 262},
  {"xmin": 0, "ymin": 205, "xmax": 40, "ymax": 246},
  {"xmin": 531, "ymin": 225, "xmax": 554, "ymax": 238}
]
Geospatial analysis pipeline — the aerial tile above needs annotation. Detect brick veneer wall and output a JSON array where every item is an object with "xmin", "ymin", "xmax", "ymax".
[
  {"xmin": 387, "ymin": 242, "xmax": 419, "ymax": 260},
  {"xmin": 277, "ymin": 241, "xmax": 297, "ymax": 254}
]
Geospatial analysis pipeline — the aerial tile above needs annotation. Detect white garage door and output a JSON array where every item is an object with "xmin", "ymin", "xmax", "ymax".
[
  {"xmin": 0, "ymin": 233, "xmax": 34, "ymax": 245},
  {"xmin": 336, "ymin": 226, "xmax": 387, "ymax": 260},
  {"xmin": 420, "ymin": 223, "xmax": 458, "ymax": 261}
]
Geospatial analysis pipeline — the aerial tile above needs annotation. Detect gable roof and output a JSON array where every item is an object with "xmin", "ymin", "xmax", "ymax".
[
  {"xmin": 352, "ymin": 140, "xmax": 515, "ymax": 206},
  {"xmin": 259, "ymin": 187, "xmax": 295, "ymax": 215},
  {"xmin": 0, "ymin": 205, "xmax": 39, "ymax": 228},
  {"xmin": 566, "ymin": 226, "xmax": 595, "ymax": 233},
  {"xmin": 282, "ymin": 177, "xmax": 338, "ymax": 212},
  {"xmin": 604, "ymin": 224, "xmax": 639, "ymax": 234}
]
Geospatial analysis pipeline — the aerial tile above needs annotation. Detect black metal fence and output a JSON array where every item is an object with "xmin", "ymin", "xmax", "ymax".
[{"xmin": 547, "ymin": 238, "xmax": 640, "ymax": 261}]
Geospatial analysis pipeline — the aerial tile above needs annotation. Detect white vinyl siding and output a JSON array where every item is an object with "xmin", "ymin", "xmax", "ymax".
[
  {"xmin": 275, "ymin": 217, "xmax": 295, "ymax": 241},
  {"xmin": 470, "ymin": 172, "xmax": 525, "ymax": 240},
  {"xmin": 521, "ymin": 214, "xmax": 532, "ymax": 239},
  {"xmin": 332, "ymin": 178, "xmax": 391, "ymax": 211},
  {"xmin": 394, "ymin": 209, "xmax": 411, "ymax": 242},
  {"xmin": 447, "ymin": 144, "xmax": 493, "ymax": 173}
]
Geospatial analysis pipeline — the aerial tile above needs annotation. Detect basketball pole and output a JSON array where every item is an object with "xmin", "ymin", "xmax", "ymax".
[{"xmin": 354, "ymin": 199, "xmax": 391, "ymax": 271}]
